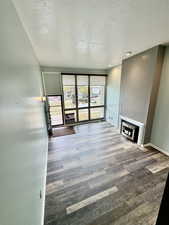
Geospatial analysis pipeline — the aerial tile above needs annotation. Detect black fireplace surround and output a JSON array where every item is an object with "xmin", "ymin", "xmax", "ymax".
[{"xmin": 121, "ymin": 120, "xmax": 139, "ymax": 143}]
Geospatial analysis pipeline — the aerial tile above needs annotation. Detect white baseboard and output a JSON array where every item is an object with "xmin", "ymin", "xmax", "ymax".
[{"xmin": 144, "ymin": 143, "xmax": 169, "ymax": 157}]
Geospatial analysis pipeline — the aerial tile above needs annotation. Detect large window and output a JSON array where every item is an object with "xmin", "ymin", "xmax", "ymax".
[{"xmin": 62, "ymin": 74, "xmax": 106, "ymax": 124}]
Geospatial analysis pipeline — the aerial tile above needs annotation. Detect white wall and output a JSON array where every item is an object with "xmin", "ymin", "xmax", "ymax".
[
  {"xmin": 0, "ymin": 1, "xmax": 48, "ymax": 225},
  {"xmin": 151, "ymin": 46, "xmax": 169, "ymax": 154},
  {"xmin": 106, "ymin": 65, "xmax": 121, "ymax": 127}
]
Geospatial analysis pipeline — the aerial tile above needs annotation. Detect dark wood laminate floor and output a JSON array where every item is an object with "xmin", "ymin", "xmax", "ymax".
[{"xmin": 44, "ymin": 122, "xmax": 169, "ymax": 225}]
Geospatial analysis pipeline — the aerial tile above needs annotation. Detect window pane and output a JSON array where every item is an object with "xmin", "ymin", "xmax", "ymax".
[
  {"xmin": 79, "ymin": 109, "xmax": 89, "ymax": 121},
  {"xmin": 90, "ymin": 107, "xmax": 104, "ymax": 119},
  {"xmin": 90, "ymin": 86, "xmax": 105, "ymax": 106},
  {"xmin": 63, "ymin": 86, "xmax": 76, "ymax": 109},
  {"xmin": 78, "ymin": 86, "xmax": 88, "ymax": 108},
  {"xmin": 62, "ymin": 75, "xmax": 75, "ymax": 85},
  {"xmin": 50, "ymin": 108, "xmax": 63, "ymax": 126},
  {"xmin": 65, "ymin": 110, "xmax": 77, "ymax": 124},
  {"xmin": 90, "ymin": 76, "xmax": 106, "ymax": 85},
  {"xmin": 48, "ymin": 96, "xmax": 61, "ymax": 106},
  {"xmin": 48, "ymin": 96, "xmax": 63, "ymax": 126},
  {"xmin": 77, "ymin": 76, "xmax": 88, "ymax": 85}
]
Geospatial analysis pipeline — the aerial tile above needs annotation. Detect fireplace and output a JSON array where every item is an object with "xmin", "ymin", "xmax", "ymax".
[
  {"xmin": 121, "ymin": 120, "xmax": 139, "ymax": 143},
  {"xmin": 120, "ymin": 116, "xmax": 145, "ymax": 145}
]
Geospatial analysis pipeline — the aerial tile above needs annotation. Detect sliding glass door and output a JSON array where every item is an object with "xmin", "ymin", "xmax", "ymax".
[{"xmin": 62, "ymin": 74, "xmax": 106, "ymax": 124}]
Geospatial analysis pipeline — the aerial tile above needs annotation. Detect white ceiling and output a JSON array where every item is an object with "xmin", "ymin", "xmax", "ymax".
[{"xmin": 13, "ymin": 0, "xmax": 169, "ymax": 69}]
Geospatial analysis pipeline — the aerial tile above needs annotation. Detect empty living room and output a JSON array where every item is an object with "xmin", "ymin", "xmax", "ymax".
[{"xmin": 1, "ymin": 1, "xmax": 169, "ymax": 225}]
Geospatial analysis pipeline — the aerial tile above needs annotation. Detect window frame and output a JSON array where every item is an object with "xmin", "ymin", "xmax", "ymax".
[{"xmin": 62, "ymin": 73, "xmax": 107, "ymax": 124}]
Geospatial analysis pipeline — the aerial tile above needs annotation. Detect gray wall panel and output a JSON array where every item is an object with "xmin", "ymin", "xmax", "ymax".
[{"xmin": 120, "ymin": 46, "xmax": 165, "ymax": 143}]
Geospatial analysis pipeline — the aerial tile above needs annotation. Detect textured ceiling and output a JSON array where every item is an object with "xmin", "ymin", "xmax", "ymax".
[{"xmin": 13, "ymin": 0, "xmax": 169, "ymax": 69}]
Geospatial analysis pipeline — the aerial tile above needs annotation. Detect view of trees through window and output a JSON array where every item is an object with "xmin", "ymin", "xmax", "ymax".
[{"xmin": 62, "ymin": 74, "xmax": 106, "ymax": 124}]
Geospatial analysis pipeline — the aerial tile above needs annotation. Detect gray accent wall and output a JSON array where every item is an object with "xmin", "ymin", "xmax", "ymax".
[
  {"xmin": 106, "ymin": 65, "xmax": 121, "ymax": 127},
  {"xmin": 0, "ymin": 1, "xmax": 48, "ymax": 225},
  {"xmin": 144, "ymin": 47, "xmax": 165, "ymax": 143},
  {"xmin": 120, "ymin": 46, "xmax": 165, "ymax": 143},
  {"xmin": 151, "ymin": 46, "xmax": 169, "ymax": 153}
]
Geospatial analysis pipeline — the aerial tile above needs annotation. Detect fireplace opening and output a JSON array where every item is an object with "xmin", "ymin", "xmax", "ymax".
[{"xmin": 121, "ymin": 120, "xmax": 139, "ymax": 143}]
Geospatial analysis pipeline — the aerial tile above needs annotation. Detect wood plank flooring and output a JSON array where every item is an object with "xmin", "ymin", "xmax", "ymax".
[{"xmin": 44, "ymin": 122, "xmax": 169, "ymax": 225}]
